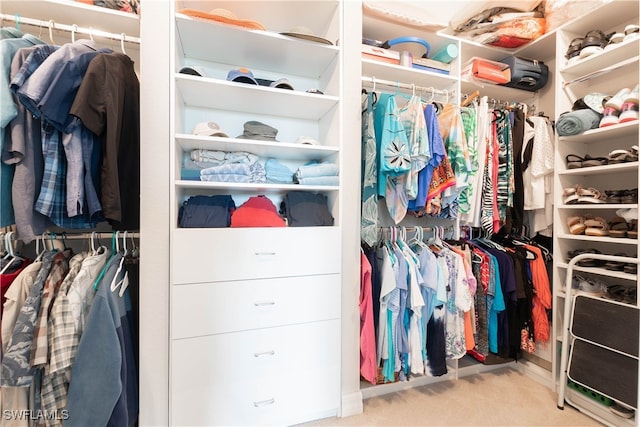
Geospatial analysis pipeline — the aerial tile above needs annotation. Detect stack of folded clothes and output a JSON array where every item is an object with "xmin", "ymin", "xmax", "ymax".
[
  {"xmin": 231, "ymin": 195, "xmax": 286, "ymax": 227},
  {"xmin": 182, "ymin": 149, "xmax": 267, "ymax": 183},
  {"xmin": 265, "ymin": 158, "xmax": 294, "ymax": 184},
  {"xmin": 293, "ymin": 162, "xmax": 339, "ymax": 186},
  {"xmin": 280, "ymin": 191, "xmax": 334, "ymax": 226}
]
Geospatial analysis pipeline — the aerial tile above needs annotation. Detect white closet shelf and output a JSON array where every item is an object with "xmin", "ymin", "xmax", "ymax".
[
  {"xmin": 176, "ymin": 134, "xmax": 339, "ymax": 161},
  {"xmin": 558, "ymin": 0, "xmax": 639, "ymax": 35},
  {"xmin": 560, "ymin": 38, "xmax": 640, "ymax": 77},
  {"xmin": 556, "ymin": 234, "xmax": 640, "ymax": 245},
  {"xmin": 362, "ymin": 59, "xmax": 457, "ymax": 91},
  {"xmin": 557, "ymin": 263, "xmax": 637, "ymax": 281},
  {"xmin": 175, "ymin": 14, "xmax": 339, "ymax": 79},
  {"xmin": 175, "ymin": 75, "xmax": 339, "ymax": 120},
  {"xmin": 558, "ymin": 121, "xmax": 639, "ymax": 143},
  {"xmin": 460, "ymin": 78, "xmax": 536, "ymax": 103},
  {"xmin": 1, "ymin": 0, "xmax": 139, "ymax": 37},
  {"xmin": 558, "ymin": 162, "xmax": 639, "ymax": 176},
  {"xmin": 557, "ymin": 204, "xmax": 638, "ymax": 210},
  {"xmin": 175, "ymin": 180, "xmax": 339, "ymax": 193}
]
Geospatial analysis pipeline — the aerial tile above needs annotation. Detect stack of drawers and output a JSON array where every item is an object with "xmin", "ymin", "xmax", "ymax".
[{"xmin": 170, "ymin": 227, "xmax": 341, "ymax": 426}]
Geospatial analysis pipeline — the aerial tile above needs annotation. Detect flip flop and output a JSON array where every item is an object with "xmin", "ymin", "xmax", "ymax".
[
  {"xmin": 566, "ymin": 154, "xmax": 584, "ymax": 169},
  {"xmin": 582, "ymin": 154, "xmax": 608, "ymax": 167}
]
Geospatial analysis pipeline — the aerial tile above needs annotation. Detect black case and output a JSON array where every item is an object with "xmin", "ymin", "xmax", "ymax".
[{"xmin": 498, "ymin": 56, "xmax": 549, "ymax": 92}]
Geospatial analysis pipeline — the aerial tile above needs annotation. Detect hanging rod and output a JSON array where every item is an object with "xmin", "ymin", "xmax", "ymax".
[
  {"xmin": 361, "ymin": 76, "xmax": 454, "ymax": 100},
  {"xmin": 41, "ymin": 231, "xmax": 140, "ymax": 240},
  {"xmin": 0, "ymin": 13, "xmax": 141, "ymax": 44}
]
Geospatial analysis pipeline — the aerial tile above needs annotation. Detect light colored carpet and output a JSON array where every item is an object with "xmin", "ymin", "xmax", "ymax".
[{"xmin": 302, "ymin": 368, "xmax": 604, "ymax": 426}]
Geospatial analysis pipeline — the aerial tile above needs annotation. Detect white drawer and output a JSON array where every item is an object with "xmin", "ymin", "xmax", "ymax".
[
  {"xmin": 170, "ymin": 320, "xmax": 340, "ymax": 426},
  {"xmin": 172, "ymin": 227, "xmax": 341, "ymax": 284},
  {"xmin": 171, "ymin": 274, "xmax": 340, "ymax": 338}
]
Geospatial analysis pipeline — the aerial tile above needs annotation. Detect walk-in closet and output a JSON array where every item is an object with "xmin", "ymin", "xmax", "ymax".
[{"xmin": 0, "ymin": 1, "xmax": 638, "ymax": 426}]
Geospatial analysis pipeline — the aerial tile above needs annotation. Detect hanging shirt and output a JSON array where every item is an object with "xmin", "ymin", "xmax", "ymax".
[
  {"xmin": 408, "ymin": 104, "xmax": 446, "ymax": 211},
  {"xmin": 361, "ymin": 92, "xmax": 378, "ymax": 246},
  {"xmin": 0, "ymin": 33, "xmax": 44, "ymax": 228},
  {"xmin": 374, "ymin": 94, "xmax": 411, "ymax": 224},
  {"xmin": 398, "ymin": 95, "xmax": 430, "ymax": 200},
  {"xmin": 359, "ymin": 252, "xmax": 377, "ymax": 384},
  {"xmin": 6, "ymin": 45, "xmax": 58, "ymax": 243},
  {"xmin": 71, "ymin": 52, "xmax": 141, "ymax": 230},
  {"xmin": 462, "ymin": 98, "xmax": 489, "ymax": 227}
]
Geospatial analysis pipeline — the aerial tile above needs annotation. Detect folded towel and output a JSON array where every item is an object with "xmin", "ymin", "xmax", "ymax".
[
  {"xmin": 556, "ymin": 109, "xmax": 602, "ymax": 136},
  {"xmin": 297, "ymin": 176, "xmax": 340, "ymax": 186},
  {"xmin": 201, "ymin": 163, "xmax": 250, "ymax": 176},
  {"xmin": 265, "ymin": 158, "xmax": 294, "ymax": 184},
  {"xmin": 200, "ymin": 174, "xmax": 250, "ymax": 183},
  {"xmin": 294, "ymin": 163, "xmax": 339, "ymax": 182},
  {"xmin": 191, "ymin": 149, "xmax": 259, "ymax": 165}
]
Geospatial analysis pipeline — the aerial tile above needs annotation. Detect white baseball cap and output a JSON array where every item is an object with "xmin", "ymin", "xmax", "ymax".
[
  {"xmin": 295, "ymin": 136, "xmax": 319, "ymax": 145},
  {"xmin": 192, "ymin": 122, "xmax": 228, "ymax": 137}
]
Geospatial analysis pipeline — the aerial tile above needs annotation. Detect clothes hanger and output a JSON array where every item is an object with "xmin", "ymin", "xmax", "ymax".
[
  {"xmin": 1, "ymin": 232, "xmax": 24, "ymax": 274},
  {"xmin": 71, "ymin": 24, "xmax": 77, "ymax": 43},
  {"xmin": 120, "ymin": 33, "xmax": 127, "ymax": 55},
  {"xmin": 48, "ymin": 20, "xmax": 56, "ymax": 45},
  {"xmin": 110, "ymin": 231, "xmax": 131, "ymax": 296}
]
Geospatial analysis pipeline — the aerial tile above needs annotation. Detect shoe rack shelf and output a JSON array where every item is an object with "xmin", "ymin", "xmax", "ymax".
[{"xmin": 553, "ymin": 1, "xmax": 640, "ymax": 423}]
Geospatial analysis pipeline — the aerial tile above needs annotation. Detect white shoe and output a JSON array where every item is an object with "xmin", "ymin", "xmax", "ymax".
[{"xmin": 605, "ymin": 88, "xmax": 632, "ymax": 110}]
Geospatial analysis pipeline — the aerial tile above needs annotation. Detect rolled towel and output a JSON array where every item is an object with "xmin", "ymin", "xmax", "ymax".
[{"xmin": 556, "ymin": 109, "xmax": 602, "ymax": 136}]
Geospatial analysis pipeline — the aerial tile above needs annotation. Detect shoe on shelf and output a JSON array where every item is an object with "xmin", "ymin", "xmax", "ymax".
[
  {"xmin": 619, "ymin": 84, "xmax": 639, "ymax": 123},
  {"xmin": 628, "ymin": 219, "xmax": 638, "ymax": 238},
  {"xmin": 600, "ymin": 106, "xmax": 620, "ymax": 127},
  {"xmin": 610, "ymin": 401, "xmax": 635, "ymax": 418},
  {"xmin": 565, "ymin": 154, "xmax": 584, "ymax": 169},
  {"xmin": 607, "ymin": 148, "xmax": 638, "ymax": 164},
  {"xmin": 581, "ymin": 154, "xmax": 608, "ymax": 167},
  {"xmin": 608, "ymin": 216, "xmax": 628, "ymax": 237},
  {"xmin": 605, "ymin": 88, "xmax": 632, "ymax": 110},
  {"xmin": 579, "ymin": 30, "xmax": 607, "ymax": 59},
  {"xmin": 624, "ymin": 24, "xmax": 639, "ymax": 42},
  {"xmin": 604, "ymin": 32, "xmax": 624, "ymax": 50},
  {"xmin": 584, "ymin": 216, "xmax": 609, "ymax": 236},
  {"xmin": 567, "ymin": 215, "xmax": 586, "ymax": 235},
  {"xmin": 565, "ymin": 37, "xmax": 584, "ymax": 61},
  {"xmin": 576, "ymin": 187, "xmax": 607, "ymax": 204},
  {"xmin": 563, "ymin": 185, "xmax": 581, "ymax": 204}
]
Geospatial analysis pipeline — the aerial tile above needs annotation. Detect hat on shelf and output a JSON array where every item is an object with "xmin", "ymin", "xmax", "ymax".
[
  {"xmin": 226, "ymin": 67, "xmax": 259, "ymax": 85},
  {"xmin": 236, "ymin": 120, "xmax": 279, "ymax": 141},
  {"xmin": 280, "ymin": 26, "xmax": 332, "ymax": 45},
  {"xmin": 179, "ymin": 65, "xmax": 207, "ymax": 77},
  {"xmin": 270, "ymin": 78, "xmax": 294, "ymax": 90},
  {"xmin": 177, "ymin": 8, "xmax": 266, "ymax": 31},
  {"xmin": 192, "ymin": 121, "xmax": 229, "ymax": 137},
  {"xmin": 295, "ymin": 136, "xmax": 319, "ymax": 145}
]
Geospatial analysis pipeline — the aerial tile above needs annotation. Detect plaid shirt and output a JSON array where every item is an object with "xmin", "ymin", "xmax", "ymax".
[
  {"xmin": 30, "ymin": 250, "xmax": 72, "ymax": 367},
  {"xmin": 33, "ymin": 125, "xmax": 97, "ymax": 229},
  {"xmin": 40, "ymin": 252, "xmax": 87, "ymax": 425}
]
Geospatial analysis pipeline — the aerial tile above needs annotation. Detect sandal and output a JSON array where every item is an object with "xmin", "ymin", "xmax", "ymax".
[
  {"xmin": 565, "ymin": 37, "xmax": 585, "ymax": 60},
  {"xmin": 623, "ymin": 263, "xmax": 637, "ymax": 274},
  {"xmin": 608, "ymin": 148, "xmax": 638, "ymax": 164},
  {"xmin": 624, "ymin": 287, "xmax": 637, "ymax": 304},
  {"xmin": 567, "ymin": 248, "xmax": 605, "ymax": 267},
  {"xmin": 604, "ymin": 284, "xmax": 628, "ymax": 302},
  {"xmin": 584, "ymin": 216, "xmax": 609, "ymax": 236},
  {"xmin": 579, "ymin": 29, "xmax": 607, "ymax": 59},
  {"xmin": 608, "ymin": 216, "xmax": 629, "ymax": 237},
  {"xmin": 566, "ymin": 154, "xmax": 584, "ymax": 169},
  {"xmin": 563, "ymin": 185, "xmax": 581, "ymax": 204},
  {"xmin": 576, "ymin": 187, "xmax": 607, "ymax": 204},
  {"xmin": 581, "ymin": 154, "xmax": 608, "ymax": 167},
  {"xmin": 620, "ymin": 188, "xmax": 638, "ymax": 204},
  {"xmin": 567, "ymin": 215, "xmax": 586, "ymax": 235},
  {"xmin": 629, "ymin": 220, "xmax": 638, "ymax": 238},
  {"xmin": 605, "ymin": 189, "xmax": 624, "ymax": 203}
]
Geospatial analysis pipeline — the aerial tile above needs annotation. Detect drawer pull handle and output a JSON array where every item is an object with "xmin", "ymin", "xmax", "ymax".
[
  {"xmin": 253, "ymin": 350, "xmax": 275, "ymax": 357},
  {"xmin": 254, "ymin": 301, "xmax": 276, "ymax": 307},
  {"xmin": 253, "ymin": 398, "xmax": 275, "ymax": 407},
  {"xmin": 254, "ymin": 252, "xmax": 276, "ymax": 256}
]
